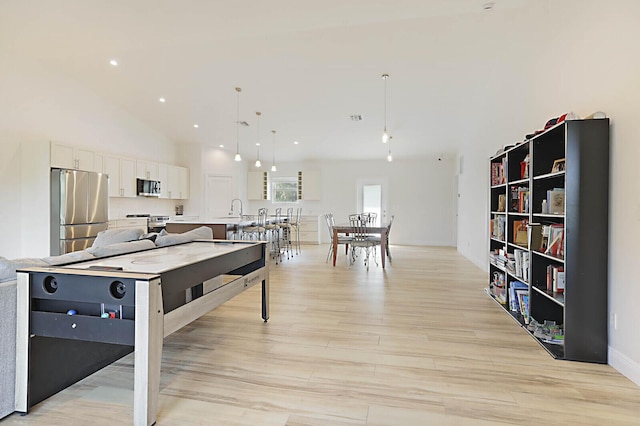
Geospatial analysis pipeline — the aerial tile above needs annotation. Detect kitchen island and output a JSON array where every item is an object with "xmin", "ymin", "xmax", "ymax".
[{"xmin": 166, "ymin": 217, "xmax": 255, "ymax": 239}]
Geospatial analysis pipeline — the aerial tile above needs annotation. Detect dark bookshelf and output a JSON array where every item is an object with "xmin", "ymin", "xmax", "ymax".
[{"xmin": 487, "ymin": 119, "xmax": 609, "ymax": 363}]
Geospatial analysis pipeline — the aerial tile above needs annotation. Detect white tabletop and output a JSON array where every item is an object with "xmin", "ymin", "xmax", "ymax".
[{"xmin": 66, "ymin": 241, "xmax": 258, "ymax": 274}]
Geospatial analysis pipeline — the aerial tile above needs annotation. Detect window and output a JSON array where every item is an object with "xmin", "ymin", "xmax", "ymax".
[{"xmin": 272, "ymin": 177, "xmax": 298, "ymax": 203}]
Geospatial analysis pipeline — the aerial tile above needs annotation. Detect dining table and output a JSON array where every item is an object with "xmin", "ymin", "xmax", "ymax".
[{"xmin": 332, "ymin": 221, "xmax": 390, "ymax": 268}]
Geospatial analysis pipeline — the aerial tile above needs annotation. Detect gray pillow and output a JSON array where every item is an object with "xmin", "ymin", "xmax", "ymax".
[
  {"xmin": 42, "ymin": 250, "xmax": 96, "ymax": 266},
  {"xmin": 0, "ymin": 257, "xmax": 49, "ymax": 283},
  {"xmin": 155, "ymin": 226, "xmax": 213, "ymax": 248},
  {"xmin": 92, "ymin": 228, "xmax": 145, "ymax": 248},
  {"xmin": 86, "ymin": 239, "xmax": 156, "ymax": 258}
]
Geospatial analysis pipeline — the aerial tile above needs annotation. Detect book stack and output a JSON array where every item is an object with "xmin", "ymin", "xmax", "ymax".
[
  {"xmin": 509, "ymin": 281, "xmax": 530, "ymax": 323},
  {"xmin": 491, "ymin": 159, "xmax": 506, "ymax": 185},
  {"xmin": 490, "ymin": 215, "xmax": 506, "ymax": 241},
  {"xmin": 513, "ymin": 249, "xmax": 530, "ymax": 281},
  {"xmin": 529, "ymin": 319, "xmax": 564, "ymax": 345},
  {"xmin": 510, "ymin": 185, "xmax": 530, "ymax": 213},
  {"xmin": 491, "ymin": 271, "xmax": 507, "ymax": 304},
  {"xmin": 509, "ymin": 281, "xmax": 527, "ymax": 310}
]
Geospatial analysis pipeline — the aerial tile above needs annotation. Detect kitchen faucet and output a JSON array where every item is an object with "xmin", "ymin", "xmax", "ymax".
[{"xmin": 230, "ymin": 198, "xmax": 243, "ymax": 217}]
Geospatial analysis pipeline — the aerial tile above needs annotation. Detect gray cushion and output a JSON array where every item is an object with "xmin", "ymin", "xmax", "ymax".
[
  {"xmin": 86, "ymin": 239, "xmax": 156, "ymax": 257},
  {"xmin": 42, "ymin": 250, "xmax": 96, "ymax": 266},
  {"xmin": 155, "ymin": 226, "xmax": 213, "ymax": 247},
  {"xmin": 0, "ymin": 257, "xmax": 49, "ymax": 283},
  {"xmin": 92, "ymin": 228, "xmax": 145, "ymax": 248}
]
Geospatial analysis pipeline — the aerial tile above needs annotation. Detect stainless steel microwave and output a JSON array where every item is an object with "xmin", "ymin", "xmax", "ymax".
[{"xmin": 136, "ymin": 178, "xmax": 161, "ymax": 197}]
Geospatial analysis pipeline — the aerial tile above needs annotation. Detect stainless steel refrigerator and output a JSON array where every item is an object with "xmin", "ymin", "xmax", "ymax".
[{"xmin": 50, "ymin": 168, "xmax": 109, "ymax": 255}]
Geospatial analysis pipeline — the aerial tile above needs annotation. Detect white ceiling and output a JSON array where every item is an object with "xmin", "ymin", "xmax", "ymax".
[{"xmin": 0, "ymin": 0, "xmax": 534, "ymax": 162}]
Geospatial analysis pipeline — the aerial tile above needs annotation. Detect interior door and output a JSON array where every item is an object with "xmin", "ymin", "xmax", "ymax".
[
  {"xmin": 206, "ymin": 175, "xmax": 233, "ymax": 219},
  {"xmin": 356, "ymin": 178, "xmax": 388, "ymax": 226}
]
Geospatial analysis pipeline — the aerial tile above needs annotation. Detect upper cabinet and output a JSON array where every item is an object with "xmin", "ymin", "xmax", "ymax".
[
  {"xmin": 50, "ymin": 142, "xmax": 98, "ymax": 172},
  {"xmin": 136, "ymin": 160, "xmax": 159, "ymax": 180},
  {"xmin": 50, "ymin": 141, "xmax": 188, "ymax": 200},
  {"xmin": 248, "ymin": 171, "xmax": 269, "ymax": 200},
  {"xmin": 104, "ymin": 155, "xmax": 136, "ymax": 198},
  {"xmin": 159, "ymin": 163, "xmax": 189, "ymax": 199},
  {"xmin": 298, "ymin": 170, "xmax": 321, "ymax": 200}
]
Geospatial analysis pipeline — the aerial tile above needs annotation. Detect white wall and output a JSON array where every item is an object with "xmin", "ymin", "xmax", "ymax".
[
  {"xmin": 0, "ymin": 58, "xmax": 180, "ymax": 258},
  {"xmin": 456, "ymin": 1, "xmax": 640, "ymax": 385},
  {"xmin": 244, "ymin": 157, "xmax": 456, "ymax": 246}
]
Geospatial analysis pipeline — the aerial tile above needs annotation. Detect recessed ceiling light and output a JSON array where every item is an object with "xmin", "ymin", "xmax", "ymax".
[
  {"xmin": 193, "ymin": 124, "xmax": 199, "ymax": 128},
  {"xmin": 109, "ymin": 59, "xmax": 118, "ymax": 66},
  {"xmin": 159, "ymin": 97, "xmax": 166, "ymax": 103},
  {"xmin": 293, "ymin": 141, "xmax": 299, "ymax": 145},
  {"xmin": 219, "ymin": 145, "xmax": 224, "ymax": 148},
  {"xmin": 483, "ymin": 2, "xmax": 495, "ymax": 10}
]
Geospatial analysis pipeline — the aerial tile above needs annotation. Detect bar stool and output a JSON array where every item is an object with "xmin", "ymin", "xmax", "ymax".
[
  {"xmin": 243, "ymin": 208, "xmax": 267, "ymax": 241},
  {"xmin": 265, "ymin": 208, "xmax": 282, "ymax": 263}
]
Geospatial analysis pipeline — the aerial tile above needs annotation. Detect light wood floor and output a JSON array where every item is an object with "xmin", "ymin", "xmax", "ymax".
[{"xmin": 5, "ymin": 245, "xmax": 640, "ymax": 425}]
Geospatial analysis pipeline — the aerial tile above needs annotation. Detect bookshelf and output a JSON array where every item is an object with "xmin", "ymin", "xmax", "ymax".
[{"xmin": 487, "ymin": 119, "xmax": 609, "ymax": 363}]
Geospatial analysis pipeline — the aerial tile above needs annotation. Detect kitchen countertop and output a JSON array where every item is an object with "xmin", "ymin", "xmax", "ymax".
[{"xmin": 166, "ymin": 217, "xmax": 256, "ymax": 226}]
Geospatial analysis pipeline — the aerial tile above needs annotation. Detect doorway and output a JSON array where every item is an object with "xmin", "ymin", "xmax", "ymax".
[
  {"xmin": 205, "ymin": 175, "xmax": 233, "ymax": 219},
  {"xmin": 356, "ymin": 178, "xmax": 388, "ymax": 225}
]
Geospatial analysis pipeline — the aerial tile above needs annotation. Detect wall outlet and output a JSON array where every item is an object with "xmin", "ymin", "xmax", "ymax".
[{"xmin": 614, "ymin": 313, "xmax": 618, "ymax": 330}]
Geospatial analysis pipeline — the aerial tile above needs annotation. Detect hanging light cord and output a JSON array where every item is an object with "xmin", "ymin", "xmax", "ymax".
[
  {"xmin": 236, "ymin": 88, "xmax": 241, "ymax": 154},
  {"xmin": 383, "ymin": 74, "xmax": 388, "ymax": 133}
]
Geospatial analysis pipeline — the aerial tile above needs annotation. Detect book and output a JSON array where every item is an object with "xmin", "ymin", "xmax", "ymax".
[
  {"xmin": 527, "ymin": 223, "xmax": 542, "ymax": 252},
  {"xmin": 516, "ymin": 289, "xmax": 530, "ymax": 324},
  {"xmin": 509, "ymin": 281, "xmax": 528, "ymax": 312},
  {"xmin": 554, "ymin": 267, "xmax": 565, "ymax": 293},
  {"xmin": 545, "ymin": 224, "xmax": 564, "ymax": 258},
  {"xmin": 498, "ymin": 194, "xmax": 506, "ymax": 212},
  {"xmin": 547, "ymin": 189, "xmax": 565, "ymax": 215},
  {"xmin": 513, "ymin": 219, "xmax": 528, "ymax": 247}
]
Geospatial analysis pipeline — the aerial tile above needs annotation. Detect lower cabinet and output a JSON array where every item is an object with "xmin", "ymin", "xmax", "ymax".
[
  {"xmin": 297, "ymin": 215, "xmax": 320, "ymax": 245},
  {"xmin": 108, "ymin": 218, "xmax": 148, "ymax": 233}
]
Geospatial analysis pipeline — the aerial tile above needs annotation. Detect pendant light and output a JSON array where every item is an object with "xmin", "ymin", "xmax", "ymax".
[
  {"xmin": 271, "ymin": 130, "xmax": 277, "ymax": 172},
  {"xmin": 382, "ymin": 73, "xmax": 390, "ymax": 143},
  {"xmin": 387, "ymin": 136, "xmax": 393, "ymax": 162},
  {"xmin": 254, "ymin": 112, "xmax": 262, "ymax": 167},
  {"xmin": 234, "ymin": 87, "xmax": 242, "ymax": 162}
]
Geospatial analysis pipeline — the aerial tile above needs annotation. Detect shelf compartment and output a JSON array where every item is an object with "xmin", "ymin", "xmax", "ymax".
[{"xmin": 531, "ymin": 285, "xmax": 564, "ymax": 306}]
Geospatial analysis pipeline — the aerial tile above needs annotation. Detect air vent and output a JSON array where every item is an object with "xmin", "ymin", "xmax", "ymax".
[{"xmin": 350, "ymin": 115, "xmax": 363, "ymax": 121}]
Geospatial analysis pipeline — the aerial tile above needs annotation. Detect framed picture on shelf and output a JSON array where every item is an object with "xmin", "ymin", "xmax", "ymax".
[{"xmin": 551, "ymin": 158, "xmax": 566, "ymax": 173}]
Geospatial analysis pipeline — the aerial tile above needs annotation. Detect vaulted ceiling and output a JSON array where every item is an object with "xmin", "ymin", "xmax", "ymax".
[{"xmin": 1, "ymin": 0, "xmax": 534, "ymax": 161}]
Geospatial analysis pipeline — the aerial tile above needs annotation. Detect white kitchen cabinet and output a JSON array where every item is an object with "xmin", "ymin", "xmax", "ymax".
[
  {"xmin": 248, "ymin": 171, "xmax": 269, "ymax": 200},
  {"xmin": 104, "ymin": 155, "xmax": 136, "ymax": 198},
  {"xmin": 94, "ymin": 152, "xmax": 105, "ymax": 173},
  {"xmin": 298, "ymin": 215, "xmax": 321, "ymax": 244},
  {"xmin": 50, "ymin": 142, "xmax": 97, "ymax": 172},
  {"xmin": 298, "ymin": 170, "xmax": 321, "ymax": 200},
  {"xmin": 158, "ymin": 164, "xmax": 190, "ymax": 200},
  {"xmin": 108, "ymin": 218, "xmax": 147, "ymax": 233},
  {"xmin": 176, "ymin": 166, "xmax": 189, "ymax": 199},
  {"xmin": 136, "ymin": 160, "xmax": 159, "ymax": 180},
  {"xmin": 162, "ymin": 164, "xmax": 189, "ymax": 199},
  {"xmin": 158, "ymin": 163, "xmax": 169, "ymax": 198}
]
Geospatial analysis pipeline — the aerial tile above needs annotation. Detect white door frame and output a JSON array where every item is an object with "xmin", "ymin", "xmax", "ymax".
[
  {"xmin": 205, "ymin": 174, "xmax": 233, "ymax": 220},
  {"xmin": 356, "ymin": 178, "xmax": 389, "ymax": 222}
]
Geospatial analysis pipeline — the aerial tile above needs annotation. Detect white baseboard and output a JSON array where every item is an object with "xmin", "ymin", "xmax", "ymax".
[{"xmin": 609, "ymin": 346, "xmax": 640, "ymax": 387}]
